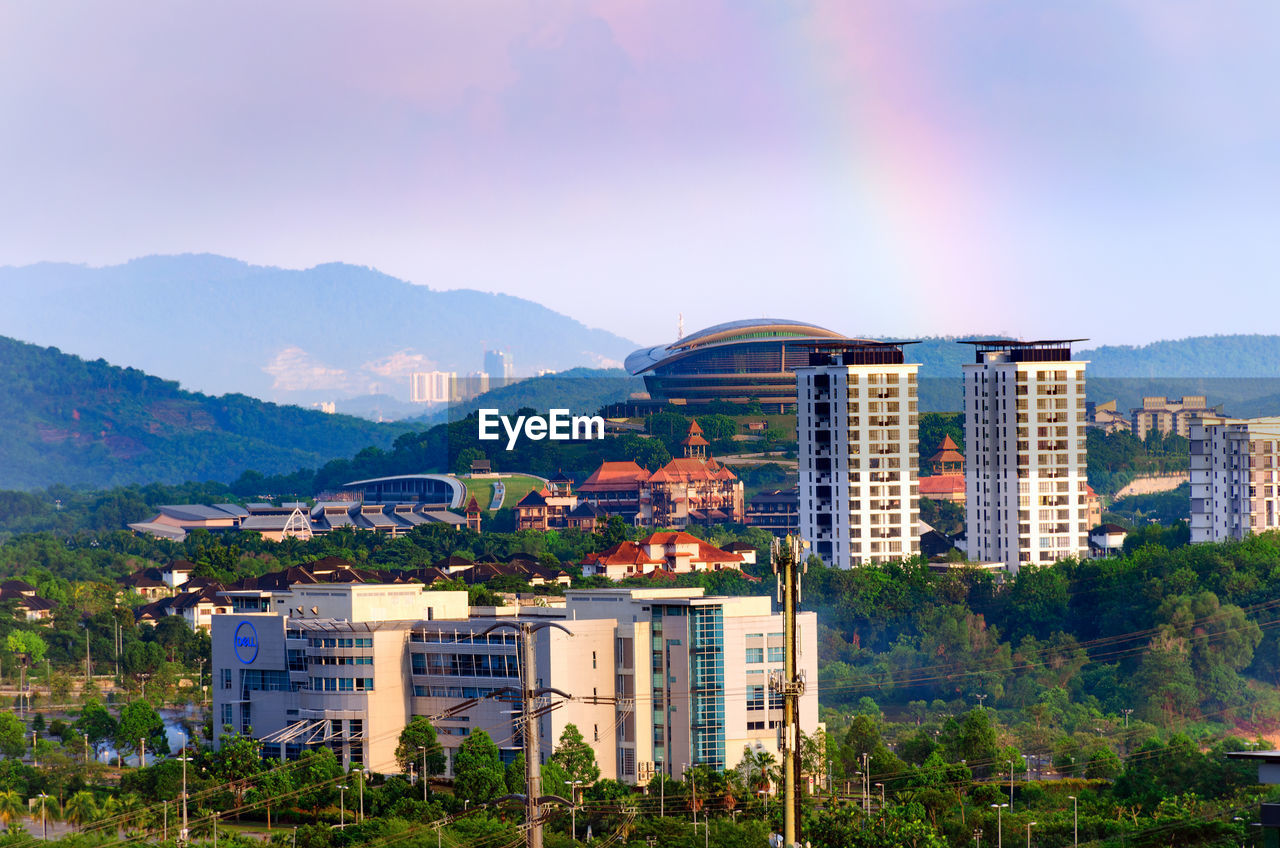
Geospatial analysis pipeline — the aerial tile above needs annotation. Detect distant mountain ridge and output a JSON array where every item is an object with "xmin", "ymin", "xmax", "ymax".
[
  {"xmin": 0, "ymin": 254, "xmax": 637, "ymax": 409},
  {"xmin": 0, "ymin": 335, "xmax": 402, "ymax": 489}
]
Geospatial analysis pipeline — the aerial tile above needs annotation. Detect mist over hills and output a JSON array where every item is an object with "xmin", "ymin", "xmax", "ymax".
[
  {"xmin": 0, "ymin": 335, "xmax": 401, "ymax": 490},
  {"xmin": 0, "ymin": 254, "xmax": 637, "ymax": 409}
]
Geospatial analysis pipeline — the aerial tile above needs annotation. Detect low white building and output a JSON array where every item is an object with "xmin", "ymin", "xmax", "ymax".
[{"xmin": 210, "ymin": 585, "xmax": 818, "ymax": 782}]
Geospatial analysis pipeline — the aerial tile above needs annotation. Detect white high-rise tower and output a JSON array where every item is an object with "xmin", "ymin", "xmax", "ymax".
[
  {"xmin": 962, "ymin": 340, "xmax": 1089, "ymax": 572},
  {"xmin": 796, "ymin": 341, "xmax": 921, "ymax": 567}
]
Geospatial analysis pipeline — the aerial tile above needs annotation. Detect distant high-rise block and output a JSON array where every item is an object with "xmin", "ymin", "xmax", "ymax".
[
  {"xmin": 796, "ymin": 342, "xmax": 921, "ymax": 568},
  {"xmin": 1190, "ymin": 417, "xmax": 1280, "ymax": 542},
  {"xmin": 962, "ymin": 340, "xmax": 1090, "ymax": 572},
  {"xmin": 409, "ymin": 371, "xmax": 454, "ymax": 403},
  {"xmin": 484, "ymin": 350, "xmax": 514, "ymax": 386}
]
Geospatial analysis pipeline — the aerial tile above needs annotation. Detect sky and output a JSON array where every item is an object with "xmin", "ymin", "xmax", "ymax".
[{"xmin": 2, "ymin": 1, "xmax": 1280, "ymax": 349}]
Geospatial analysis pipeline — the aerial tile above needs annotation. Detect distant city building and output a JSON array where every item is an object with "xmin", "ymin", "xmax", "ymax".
[
  {"xmin": 796, "ymin": 341, "xmax": 921, "ymax": 567},
  {"xmin": 1130, "ymin": 395, "xmax": 1223, "ymax": 440},
  {"xmin": 1190, "ymin": 417, "xmax": 1280, "ymax": 542},
  {"xmin": 625, "ymin": 319, "xmax": 862, "ymax": 412},
  {"xmin": 1085, "ymin": 400, "xmax": 1131, "ymax": 434},
  {"xmin": 409, "ymin": 371, "xmax": 455, "ymax": 404},
  {"xmin": 484, "ymin": 350, "xmax": 515, "ymax": 387},
  {"xmin": 962, "ymin": 339, "xmax": 1090, "ymax": 571}
]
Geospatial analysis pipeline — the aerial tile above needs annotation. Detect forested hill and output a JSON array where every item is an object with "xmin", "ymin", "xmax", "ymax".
[{"xmin": 0, "ymin": 336, "xmax": 401, "ymax": 490}]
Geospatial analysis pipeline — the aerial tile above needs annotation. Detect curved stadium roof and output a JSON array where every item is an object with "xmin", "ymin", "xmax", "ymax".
[{"xmin": 624, "ymin": 318, "xmax": 848, "ymax": 374}]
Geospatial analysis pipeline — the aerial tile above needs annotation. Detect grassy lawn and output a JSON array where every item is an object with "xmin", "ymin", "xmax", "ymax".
[{"xmin": 462, "ymin": 474, "xmax": 545, "ymax": 512}]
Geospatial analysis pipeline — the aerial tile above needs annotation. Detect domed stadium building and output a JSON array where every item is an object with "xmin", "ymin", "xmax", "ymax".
[{"xmin": 624, "ymin": 319, "xmax": 856, "ymax": 411}]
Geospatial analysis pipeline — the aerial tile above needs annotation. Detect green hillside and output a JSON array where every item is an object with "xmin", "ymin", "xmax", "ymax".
[{"xmin": 0, "ymin": 336, "xmax": 401, "ymax": 489}]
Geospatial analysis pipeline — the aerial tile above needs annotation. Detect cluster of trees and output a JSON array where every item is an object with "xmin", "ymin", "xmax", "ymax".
[{"xmin": 1086, "ymin": 428, "xmax": 1190, "ymax": 494}]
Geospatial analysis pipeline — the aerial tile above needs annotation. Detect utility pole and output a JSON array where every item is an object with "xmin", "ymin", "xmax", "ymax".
[
  {"xmin": 771, "ymin": 535, "xmax": 808, "ymax": 848},
  {"xmin": 482, "ymin": 620, "xmax": 573, "ymax": 848},
  {"xmin": 180, "ymin": 732, "xmax": 190, "ymax": 847},
  {"xmin": 140, "ymin": 737, "xmax": 145, "ymax": 768},
  {"xmin": 521, "ymin": 626, "xmax": 542, "ymax": 848}
]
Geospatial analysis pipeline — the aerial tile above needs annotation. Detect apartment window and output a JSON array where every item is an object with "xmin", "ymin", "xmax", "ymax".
[
  {"xmin": 222, "ymin": 669, "xmax": 232, "ymax": 690},
  {"xmin": 767, "ymin": 645, "xmax": 786, "ymax": 663},
  {"xmin": 747, "ymin": 685, "xmax": 765, "ymax": 711},
  {"xmin": 746, "ymin": 647, "xmax": 764, "ymax": 664}
]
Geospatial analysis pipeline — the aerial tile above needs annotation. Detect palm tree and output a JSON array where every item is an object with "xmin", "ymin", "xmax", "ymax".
[
  {"xmin": 0, "ymin": 791, "xmax": 24, "ymax": 830},
  {"xmin": 63, "ymin": 792, "xmax": 98, "ymax": 830}
]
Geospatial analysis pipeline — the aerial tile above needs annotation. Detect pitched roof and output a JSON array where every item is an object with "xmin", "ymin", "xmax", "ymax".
[
  {"xmin": 578, "ymin": 461, "xmax": 651, "ymax": 491},
  {"xmin": 518, "ymin": 488, "xmax": 548, "ymax": 507},
  {"xmin": 548, "ymin": 470, "xmax": 574, "ymax": 484},
  {"xmin": 919, "ymin": 476, "xmax": 966, "ymax": 496},
  {"xmin": 584, "ymin": 541, "xmax": 664, "ymax": 568},
  {"xmin": 649, "ymin": 457, "xmax": 737, "ymax": 484}
]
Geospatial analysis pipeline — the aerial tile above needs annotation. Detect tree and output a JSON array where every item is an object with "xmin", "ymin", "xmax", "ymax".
[
  {"xmin": 76, "ymin": 700, "xmax": 118, "ymax": 755},
  {"xmin": 0, "ymin": 714, "xmax": 25, "ymax": 759},
  {"xmin": 0, "ymin": 790, "xmax": 24, "ymax": 828},
  {"xmin": 62, "ymin": 791, "xmax": 98, "ymax": 830},
  {"xmin": 6, "ymin": 630, "xmax": 48, "ymax": 664},
  {"xmin": 295, "ymin": 748, "xmax": 343, "ymax": 813},
  {"xmin": 206, "ymin": 733, "xmax": 262, "ymax": 817},
  {"xmin": 453, "ymin": 729, "xmax": 505, "ymax": 803},
  {"xmin": 115, "ymin": 699, "xmax": 169, "ymax": 760},
  {"xmin": 551, "ymin": 723, "xmax": 600, "ymax": 785},
  {"xmin": 396, "ymin": 717, "xmax": 446, "ymax": 776}
]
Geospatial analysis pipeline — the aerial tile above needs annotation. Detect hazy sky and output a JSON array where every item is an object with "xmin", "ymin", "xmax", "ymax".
[{"xmin": 3, "ymin": 2, "xmax": 1279, "ymax": 348}]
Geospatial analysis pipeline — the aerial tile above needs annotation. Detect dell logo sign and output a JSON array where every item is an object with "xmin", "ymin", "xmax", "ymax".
[{"xmin": 234, "ymin": 621, "xmax": 259, "ymax": 665}]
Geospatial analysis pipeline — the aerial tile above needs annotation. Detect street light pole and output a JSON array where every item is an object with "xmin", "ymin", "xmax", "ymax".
[
  {"xmin": 419, "ymin": 746, "xmax": 428, "ymax": 802},
  {"xmin": 339, "ymin": 784, "xmax": 348, "ymax": 828},
  {"xmin": 1026, "ymin": 821, "xmax": 1035, "ymax": 848},
  {"xmin": 1068, "ymin": 796, "xmax": 1078, "ymax": 847},
  {"xmin": 1009, "ymin": 759, "xmax": 1015, "ymax": 810},
  {"xmin": 990, "ymin": 803, "xmax": 1008, "ymax": 848}
]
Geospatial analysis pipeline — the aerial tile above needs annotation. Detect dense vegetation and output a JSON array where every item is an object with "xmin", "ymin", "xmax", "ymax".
[
  {"xmin": 1086, "ymin": 429, "xmax": 1189, "ymax": 495},
  {"xmin": 0, "ymin": 336, "xmax": 401, "ymax": 490},
  {"xmin": 2, "ymin": 505, "xmax": 1280, "ymax": 844}
]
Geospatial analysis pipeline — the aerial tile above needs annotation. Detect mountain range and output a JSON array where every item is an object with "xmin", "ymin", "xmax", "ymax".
[{"xmin": 0, "ymin": 254, "xmax": 637, "ymax": 410}]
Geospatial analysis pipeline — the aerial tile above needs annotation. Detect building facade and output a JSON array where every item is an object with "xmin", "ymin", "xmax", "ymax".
[
  {"xmin": 962, "ymin": 340, "xmax": 1090, "ymax": 571},
  {"xmin": 1190, "ymin": 417, "xmax": 1280, "ymax": 542},
  {"xmin": 796, "ymin": 342, "xmax": 921, "ymax": 567},
  {"xmin": 210, "ymin": 585, "xmax": 817, "ymax": 784},
  {"xmin": 1131, "ymin": 395, "xmax": 1223, "ymax": 440}
]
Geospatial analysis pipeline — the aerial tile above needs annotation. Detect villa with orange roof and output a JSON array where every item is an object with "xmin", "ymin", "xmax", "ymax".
[{"xmin": 581, "ymin": 530, "xmax": 746, "ymax": 579}]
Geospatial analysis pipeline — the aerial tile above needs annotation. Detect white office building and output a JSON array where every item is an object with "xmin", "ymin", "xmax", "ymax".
[
  {"xmin": 962, "ymin": 340, "xmax": 1090, "ymax": 571},
  {"xmin": 211, "ymin": 584, "xmax": 817, "ymax": 782},
  {"xmin": 1190, "ymin": 417, "xmax": 1280, "ymax": 543},
  {"xmin": 796, "ymin": 341, "xmax": 921, "ymax": 567}
]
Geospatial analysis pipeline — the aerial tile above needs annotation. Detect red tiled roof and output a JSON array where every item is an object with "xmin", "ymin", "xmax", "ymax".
[
  {"xmin": 579, "ymin": 461, "xmax": 650, "ymax": 491},
  {"xmin": 919, "ymin": 475, "xmax": 966, "ymax": 495},
  {"xmin": 649, "ymin": 457, "xmax": 737, "ymax": 484},
  {"xmin": 584, "ymin": 541, "xmax": 664, "ymax": 567}
]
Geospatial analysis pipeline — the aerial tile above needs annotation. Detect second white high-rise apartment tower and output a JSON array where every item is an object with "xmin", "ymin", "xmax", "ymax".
[
  {"xmin": 797, "ymin": 341, "xmax": 920, "ymax": 567},
  {"xmin": 962, "ymin": 340, "xmax": 1090, "ymax": 572}
]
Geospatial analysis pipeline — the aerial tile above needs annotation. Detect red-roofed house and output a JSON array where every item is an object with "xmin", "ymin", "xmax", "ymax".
[
  {"xmin": 576, "ymin": 461, "xmax": 650, "ymax": 523},
  {"xmin": 581, "ymin": 541, "xmax": 665, "ymax": 580},
  {"xmin": 920, "ymin": 436, "xmax": 966, "ymax": 503},
  {"xmin": 581, "ymin": 531, "xmax": 746, "ymax": 580}
]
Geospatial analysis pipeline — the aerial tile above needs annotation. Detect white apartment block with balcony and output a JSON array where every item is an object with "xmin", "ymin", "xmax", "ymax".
[
  {"xmin": 1190, "ymin": 418, "xmax": 1280, "ymax": 543},
  {"xmin": 796, "ymin": 342, "xmax": 921, "ymax": 567},
  {"xmin": 962, "ymin": 340, "xmax": 1090, "ymax": 572}
]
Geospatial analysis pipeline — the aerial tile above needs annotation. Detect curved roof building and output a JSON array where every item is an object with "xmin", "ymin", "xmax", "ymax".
[{"xmin": 624, "ymin": 318, "xmax": 853, "ymax": 410}]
